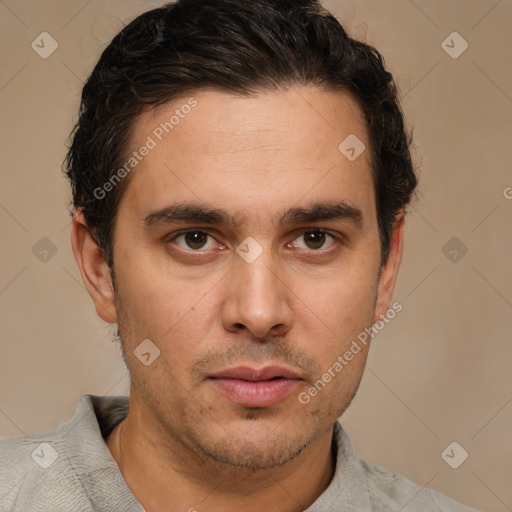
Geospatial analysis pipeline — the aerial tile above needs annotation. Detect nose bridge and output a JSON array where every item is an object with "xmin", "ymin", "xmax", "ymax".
[
  {"xmin": 240, "ymin": 254, "xmax": 279, "ymax": 305},
  {"xmin": 222, "ymin": 242, "xmax": 293, "ymax": 339}
]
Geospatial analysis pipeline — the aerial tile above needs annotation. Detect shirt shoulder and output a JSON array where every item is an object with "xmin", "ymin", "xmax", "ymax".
[
  {"xmin": 356, "ymin": 455, "xmax": 479, "ymax": 511},
  {"xmin": 0, "ymin": 394, "xmax": 140, "ymax": 512},
  {"xmin": 306, "ymin": 422, "xmax": 480, "ymax": 512}
]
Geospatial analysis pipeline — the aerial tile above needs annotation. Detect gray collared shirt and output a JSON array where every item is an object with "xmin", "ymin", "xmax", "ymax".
[{"xmin": 0, "ymin": 394, "xmax": 478, "ymax": 511}]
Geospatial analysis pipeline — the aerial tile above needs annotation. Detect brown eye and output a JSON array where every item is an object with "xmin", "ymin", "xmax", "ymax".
[
  {"xmin": 304, "ymin": 231, "xmax": 326, "ymax": 249},
  {"xmin": 292, "ymin": 230, "xmax": 336, "ymax": 251},
  {"xmin": 174, "ymin": 231, "xmax": 214, "ymax": 250},
  {"xmin": 185, "ymin": 231, "xmax": 208, "ymax": 249}
]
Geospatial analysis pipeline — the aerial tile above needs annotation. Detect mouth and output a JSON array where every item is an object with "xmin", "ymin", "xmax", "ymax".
[{"xmin": 208, "ymin": 365, "xmax": 302, "ymax": 408}]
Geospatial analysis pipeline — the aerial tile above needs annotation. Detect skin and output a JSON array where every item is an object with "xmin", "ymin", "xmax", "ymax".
[{"xmin": 72, "ymin": 87, "xmax": 404, "ymax": 512}]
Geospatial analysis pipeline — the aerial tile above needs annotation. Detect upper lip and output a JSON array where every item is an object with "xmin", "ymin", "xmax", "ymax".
[{"xmin": 210, "ymin": 365, "xmax": 301, "ymax": 381}]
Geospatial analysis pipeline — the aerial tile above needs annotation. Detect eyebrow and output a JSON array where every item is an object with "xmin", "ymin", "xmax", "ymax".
[
  {"xmin": 142, "ymin": 200, "xmax": 363, "ymax": 229},
  {"xmin": 143, "ymin": 202, "xmax": 240, "ymax": 228},
  {"xmin": 277, "ymin": 202, "xmax": 363, "ymax": 227}
]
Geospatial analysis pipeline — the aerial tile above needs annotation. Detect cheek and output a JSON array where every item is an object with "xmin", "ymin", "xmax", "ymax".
[
  {"xmin": 303, "ymin": 268, "xmax": 378, "ymax": 334},
  {"xmin": 291, "ymin": 272, "xmax": 377, "ymax": 388},
  {"xmin": 112, "ymin": 269, "xmax": 191, "ymax": 362},
  {"xmin": 114, "ymin": 282, "xmax": 204, "ymax": 404},
  {"xmin": 113, "ymin": 260, "xmax": 221, "ymax": 379},
  {"xmin": 114, "ymin": 240, "xmax": 202, "ymax": 324},
  {"xmin": 298, "ymin": 343, "xmax": 369, "ymax": 422}
]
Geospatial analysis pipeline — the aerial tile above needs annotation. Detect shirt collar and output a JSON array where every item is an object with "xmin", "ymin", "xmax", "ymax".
[
  {"xmin": 305, "ymin": 420, "xmax": 371, "ymax": 510},
  {"xmin": 64, "ymin": 394, "xmax": 143, "ymax": 511}
]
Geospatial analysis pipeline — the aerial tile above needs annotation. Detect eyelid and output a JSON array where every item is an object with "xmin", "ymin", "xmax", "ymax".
[
  {"xmin": 167, "ymin": 227, "xmax": 343, "ymax": 252},
  {"xmin": 169, "ymin": 229, "xmax": 222, "ymax": 251},
  {"xmin": 289, "ymin": 228, "xmax": 340, "ymax": 250}
]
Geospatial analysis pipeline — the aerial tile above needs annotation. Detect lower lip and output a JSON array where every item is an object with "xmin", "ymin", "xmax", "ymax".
[{"xmin": 210, "ymin": 378, "xmax": 300, "ymax": 407}]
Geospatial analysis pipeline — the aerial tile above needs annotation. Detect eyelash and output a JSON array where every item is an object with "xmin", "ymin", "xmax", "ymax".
[{"xmin": 167, "ymin": 228, "xmax": 342, "ymax": 253}]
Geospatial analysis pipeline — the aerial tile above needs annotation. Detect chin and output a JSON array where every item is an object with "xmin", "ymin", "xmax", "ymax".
[
  {"xmin": 189, "ymin": 415, "xmax": 327, "ymax": 470},
  {"xmin": 201, "ymin": 434, "xmax": 311, "ymax": 470}
]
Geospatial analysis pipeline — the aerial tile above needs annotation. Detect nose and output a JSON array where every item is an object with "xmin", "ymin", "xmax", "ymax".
[{"xmin": 221, "ymin": 250, "xmax": 294, "ymax": 340}]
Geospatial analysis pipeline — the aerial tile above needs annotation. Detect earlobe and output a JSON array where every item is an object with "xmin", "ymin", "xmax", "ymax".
[
  {"xmin": 71, "ymin": 211, "xmax": 118, "ymax": 324},
  {"xmin": 373, "ymin": 212, "xmax": 405, "ymax": 323}
]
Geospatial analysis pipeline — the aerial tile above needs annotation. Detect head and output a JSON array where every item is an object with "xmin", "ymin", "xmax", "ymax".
[{"xmin": 68, "ymin": 0, "xmax": 417, "ymax": 469}]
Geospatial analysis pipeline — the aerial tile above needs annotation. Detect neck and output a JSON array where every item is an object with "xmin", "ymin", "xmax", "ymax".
[{"xmin": 106, "ymin": 395, "xmax": 336, "ymax": 512}]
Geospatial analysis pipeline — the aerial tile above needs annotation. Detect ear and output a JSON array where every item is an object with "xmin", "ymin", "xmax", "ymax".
[
  {"xmin": 373, "ymin": 212, "xmax": 405, "ymax": 323},
  {"xmin": 71, "ymin": 211, "xmax": 118, "ymax": 323}
]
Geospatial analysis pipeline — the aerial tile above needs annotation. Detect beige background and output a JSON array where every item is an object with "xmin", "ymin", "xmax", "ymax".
[{"xmin": 1, "ymin": 1, "xmax": 511, "ymax": 510}]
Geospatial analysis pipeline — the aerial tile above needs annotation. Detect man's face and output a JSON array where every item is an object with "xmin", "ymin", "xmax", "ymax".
[{"xmin": 107, "ymin": 88, "xmax": 398, "ymax": 468}]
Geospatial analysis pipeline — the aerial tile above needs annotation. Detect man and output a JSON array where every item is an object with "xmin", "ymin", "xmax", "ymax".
[{"xmin": 0, "ymin": 1, "xmax": 478, "ymax": 510}]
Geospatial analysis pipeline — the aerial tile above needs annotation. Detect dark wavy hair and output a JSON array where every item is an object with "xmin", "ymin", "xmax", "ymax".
[{"xmin": 65, "ymin": 0, "xmax": 417, "ymax": 269}]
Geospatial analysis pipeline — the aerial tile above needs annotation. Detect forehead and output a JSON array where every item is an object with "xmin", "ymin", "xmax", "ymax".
[{"xmin": 119, "ymin": 87, "xmax": 375, "ymax": 227}]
